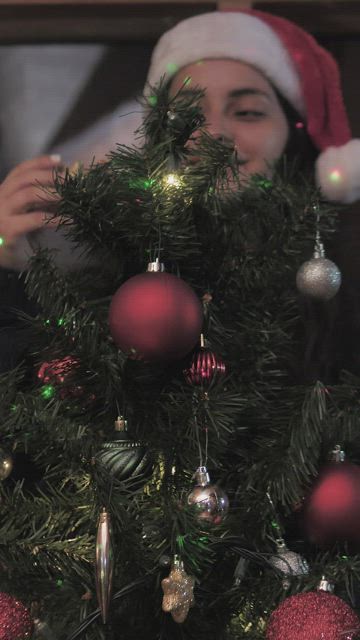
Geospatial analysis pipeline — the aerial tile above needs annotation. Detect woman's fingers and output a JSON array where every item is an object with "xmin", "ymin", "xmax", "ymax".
[
  {"xmin": 8, "ymin": 154, "xmax": 62, "ymax": 179},
  {"xmin": 1, "ymin": 211, "xmax": 50, "ymax": 246},
  {"xmin": 5, "ymin": 184, "xmax": 59, "ymax": 215},
  {"xmin": 1, "ymin": 166, "xmax": 62, "ymax": 200},
  {"xmin": 0, "ymin": 156, "xmax": 63, "ymax": 259}
]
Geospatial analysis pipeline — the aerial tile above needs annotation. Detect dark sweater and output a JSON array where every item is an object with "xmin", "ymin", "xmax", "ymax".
[{"xmin": 0, "ymin": 268, "xmax": 36, "ymax": 374}]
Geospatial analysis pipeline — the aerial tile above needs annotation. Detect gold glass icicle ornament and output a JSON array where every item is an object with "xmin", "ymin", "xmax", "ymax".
[
  {"xmin": 161, "ymin": 555, "xmax": 195, "ymax": 623},
  {"xmin": 95, "ymin": 508, "xmax": 114, "ymax": 624}
]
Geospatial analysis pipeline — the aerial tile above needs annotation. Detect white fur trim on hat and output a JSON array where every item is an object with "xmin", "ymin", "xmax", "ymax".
[
  {"xmin": 316, "ymin": 140, "xmax": 360, "ymax": 204},
  {"xmin": 146, "ymin": 12, "xmax": 305, "ymax": 116}
]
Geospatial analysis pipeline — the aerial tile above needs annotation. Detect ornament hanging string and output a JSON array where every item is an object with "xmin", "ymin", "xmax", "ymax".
[
  {"xmin": 192, "ymin": 393, "xmax": 209, "ymax": 469},
  {"xmin": 314, "ymin": 203, "xmax": 322, "ymax": 255},
  {"xmin": 156, "ymin": 224, "xmax": 162, "ymax": 264},
  {"xmin": 266, "ymin": 490, "xmax": 285, "ymax": 541}
]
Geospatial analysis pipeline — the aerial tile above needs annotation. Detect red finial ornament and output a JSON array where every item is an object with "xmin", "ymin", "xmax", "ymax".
[{"xmin": 184, "ymin": 335, "xmax": 226, "ymax": 387}]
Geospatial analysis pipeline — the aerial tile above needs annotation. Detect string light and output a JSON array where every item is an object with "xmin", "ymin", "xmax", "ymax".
[
  {"xmin": 163, "ymin": 173, "xmax": 182, "ymax": 189},
  {"xmin": 41, "ymin": 384, "xmax": 55, "ymax": 400},
  {"xmin": 166, "ymin": 62, "xmax": 178, "ymax": 74}
]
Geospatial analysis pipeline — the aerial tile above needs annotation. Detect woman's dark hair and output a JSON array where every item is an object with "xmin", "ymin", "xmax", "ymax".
[
  {"xmin": 276, "ymin": 91, "xmax": 360, "ymax": 384},
  {"xmin": 275, "ymin": 90, "xmax": 319, "ymax": 175}
]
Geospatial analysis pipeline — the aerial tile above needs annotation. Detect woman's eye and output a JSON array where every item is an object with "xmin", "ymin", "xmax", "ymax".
[{"xmin": 234, "ymin": 110, "xmax": 264, "ymax": 119}]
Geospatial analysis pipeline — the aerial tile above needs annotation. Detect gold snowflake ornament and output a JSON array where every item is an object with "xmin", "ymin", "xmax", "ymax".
[{"xmin": 161, "ymin": 556, "xmax": 195, "ymax": 623}]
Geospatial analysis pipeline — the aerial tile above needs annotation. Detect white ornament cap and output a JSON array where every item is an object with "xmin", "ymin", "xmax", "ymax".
[
  {"xmin": 194, "ymin": 466, "xmax": 211, "ymax": 486},
  {"xmin": 317, "ymin": 576, "xmax": 335, "ymax": 593},
  {"xmin": 147, "ymin": 258, "xmax": 165, "ymax": 272}
]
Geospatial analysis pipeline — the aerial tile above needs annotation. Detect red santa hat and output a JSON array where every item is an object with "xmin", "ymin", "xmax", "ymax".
[{"xmin": 146, "ymin": 10, "xmax": 360, "ymax": 204}]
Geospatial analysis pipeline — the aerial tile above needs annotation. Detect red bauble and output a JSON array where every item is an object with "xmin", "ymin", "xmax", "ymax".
[
  {"xmin": 303, "ymin": 462, "xmax": 360, "ymax": 546},
  {"xmin": 184, "ymin": 345, "xmax": 226, "ymax": 387},
  {"xmin": 266, "ymin": 591, "xmax": 360, "ymax": 640},
  {"xmin": 37, "ymin": 356, "xmax": 79, "ymax": 385},
  {"xmin": 108, "ymin": 272, "xmax": 203, "ymax": 361},
  {"xmin": 0, "ymin": 593, "xmax": 33, "ymax": 640}
]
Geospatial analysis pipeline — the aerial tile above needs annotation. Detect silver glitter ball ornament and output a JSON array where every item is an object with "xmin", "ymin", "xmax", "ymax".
[
  {"xmin": 187, "ymin": 466, "xmax": 229, "ymax": 525},
  {"xmin": 269, "ymin": 543, "xmax": 309, "ymax": 578},
  {"xmin": 296, "ymin": 257, "xmax": 341, "ymax": 301}
]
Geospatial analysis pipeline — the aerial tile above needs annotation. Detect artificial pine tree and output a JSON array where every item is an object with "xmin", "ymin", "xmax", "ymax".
[{"xmin": 1, "ymin": 83, "xmax": 360, "ymax": 640}]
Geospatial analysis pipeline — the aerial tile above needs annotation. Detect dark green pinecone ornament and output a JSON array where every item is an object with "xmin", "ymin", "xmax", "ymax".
[{"xmin": 96, "ymin": 417, "xmax": 153, "ymax": 489}]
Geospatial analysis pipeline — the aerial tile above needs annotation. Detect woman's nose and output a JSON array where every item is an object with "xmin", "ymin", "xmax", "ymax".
[
  {"xmin": 185, "ymin": 109, "xmax": 235, "ymax": 151},
  {"xmin": 203, "ymin": 111, "xmax": 233, "ymax": 143}
]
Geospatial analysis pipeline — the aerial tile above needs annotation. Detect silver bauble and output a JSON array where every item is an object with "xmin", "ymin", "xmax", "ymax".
[
  {"xmin": 0, "ymin": 447, "xmax": 13, "ymax": 480},
  {"xmin": 296, "ymin": 257, "xmax": 341, "ymax": 301},
  {"xmin": 269, "ymin": 541, "xmax": 309, "ymax": 588},
  {"xmin": 187, "ymin": 466, "xmax": 229, "ymax": 525}
]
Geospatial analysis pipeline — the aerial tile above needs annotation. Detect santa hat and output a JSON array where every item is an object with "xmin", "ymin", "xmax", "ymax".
[{"xmin": 146, "ymin": 10, "xmax": 360, "ymax": 204}]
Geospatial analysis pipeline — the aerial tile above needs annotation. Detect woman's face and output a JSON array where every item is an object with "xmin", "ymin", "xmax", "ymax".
[{"xmin": 170, "ymin": 59, "xmax": 289, "ymax": 180}]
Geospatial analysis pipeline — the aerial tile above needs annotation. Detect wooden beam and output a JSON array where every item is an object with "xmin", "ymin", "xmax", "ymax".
[
  {"xmin": 0, "ymin": 0, "xmax": 212, "ymax": 4},
  {"xmin": 0, "ymin": 3, "xmax": 215, "ymax": 42},
  {"xmin": 217, "ymin": 1, "xmax": 253, "ymax": 8},
  {"xmin": 0, "ymin": 1, "xmax": 359, "ymax": 42},
  {"xmin": 0, "ymin": 0, "xmax": 358, "ymax": 4},
  {"xmin": 255, "ymin": 1, "xmax": 360, "ymax": 34}
]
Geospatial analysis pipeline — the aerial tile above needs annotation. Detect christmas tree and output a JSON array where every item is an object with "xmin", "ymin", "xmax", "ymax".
[{"xmin": 1, "ymin": 83, "xmax": 360, "ymax": 640}]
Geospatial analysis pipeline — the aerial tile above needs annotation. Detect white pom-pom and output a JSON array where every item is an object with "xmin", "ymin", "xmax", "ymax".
[{"xmin": 316, "ymin": 139, "xmax": 360, "ymax": 204}]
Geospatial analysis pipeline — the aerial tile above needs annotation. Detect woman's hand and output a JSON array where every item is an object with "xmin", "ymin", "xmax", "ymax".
[{"xmin": 0, "ymin": 154, "xmax": 62, "ymax": 269}]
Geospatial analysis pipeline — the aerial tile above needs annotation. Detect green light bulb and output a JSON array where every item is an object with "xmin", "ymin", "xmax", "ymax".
[{"xmin": 41, "ymin": 385, "xmax": 55, "ymax": 399}]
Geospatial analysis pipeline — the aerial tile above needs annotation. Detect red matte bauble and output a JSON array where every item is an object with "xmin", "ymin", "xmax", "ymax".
[
  {"xmin": 0, "ymin": 592, "xmax": 34, "ymax": 640},
  {"xmin": 266, "ymin": 590, "xmax": 360, "ymax": 640},
  {"xmin": 184, "ymin": 346, "xmax": 226, "ymax": 387},
  {"xmin": 108, "ymin": 272, "xmax": 203, "ymax": 361},
  {"xmin": 303, "ymin": 462, "xmax": 360, "ymax": 546}
]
